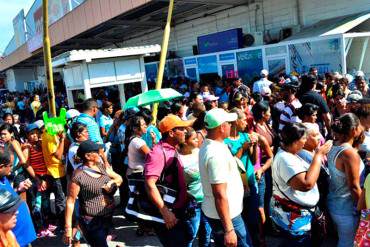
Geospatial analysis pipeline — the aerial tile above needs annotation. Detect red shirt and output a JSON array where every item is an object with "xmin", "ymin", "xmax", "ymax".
[{"xmin": 145, "ymin": 141, "xmax": 187, "ymax": 209}]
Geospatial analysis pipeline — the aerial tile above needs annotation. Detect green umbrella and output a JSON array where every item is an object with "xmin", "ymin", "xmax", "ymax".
[{"xmin": 123, "ymin": 88, "xmax": 183, "ymax": 110}]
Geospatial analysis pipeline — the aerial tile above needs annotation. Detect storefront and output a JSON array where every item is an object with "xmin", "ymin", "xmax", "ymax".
[
  {"xmin": 52, "ymin": 45, "xmax": 161, "ymax": 108},
  {"xmin": 145, "ymin": 31, "xmax": 370, "ymax": 85}
]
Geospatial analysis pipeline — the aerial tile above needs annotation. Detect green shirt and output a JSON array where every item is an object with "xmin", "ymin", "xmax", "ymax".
[
  {"xmin": 224, "ymin": 132, "xmax": 256, "ymax": 187},
  {"xmin": 179, "ymin": 148, "xmax": 204, "ymax": 202}
]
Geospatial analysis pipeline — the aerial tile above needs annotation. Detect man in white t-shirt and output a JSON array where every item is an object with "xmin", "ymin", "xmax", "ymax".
[
  {"xmin": 199, "ymin": 108, "xmax": 252, "ymax": 247},
  {"xmin": 252, "ymin": 69, "xmax": 273, "ymax": 94}
]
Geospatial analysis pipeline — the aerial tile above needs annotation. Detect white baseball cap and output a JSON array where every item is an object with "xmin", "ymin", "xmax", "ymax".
[
  {"xmin": 204, "ymin": 108, "xmax": 237, "ymax": 129},
  {"xmin": 203, "ymin": 94, "xmax": 219, "ymax": 102},
  {"xmin": 260, "ymin": 69, "xmax": 269, "ymax": 76},
  {"xmin": 66, "ymin": 109, "xmax": 80, "ymax": 119}
]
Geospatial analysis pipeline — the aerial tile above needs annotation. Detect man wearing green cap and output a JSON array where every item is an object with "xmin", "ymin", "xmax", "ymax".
[{"xmin": 199, "ymin": 108, "xmax": 252, "ymax": 247}]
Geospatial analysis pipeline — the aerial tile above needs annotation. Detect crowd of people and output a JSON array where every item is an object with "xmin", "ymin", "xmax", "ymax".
[{"xmin": 0, "ymin": 67, "xmax": 369, "ymax": 247}]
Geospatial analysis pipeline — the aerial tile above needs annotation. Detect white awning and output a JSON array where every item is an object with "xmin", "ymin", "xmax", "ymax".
[
  {"xmin": 52, "ymin": 45, "xmax": 161, "ymax": 68},
  {"xmin": 285, "ymin": 11, "xmax": 370, "ymax": 41}
]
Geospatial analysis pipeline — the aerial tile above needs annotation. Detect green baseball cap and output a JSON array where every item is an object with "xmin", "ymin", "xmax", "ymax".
[{"xmin": 204, "ymin": 108, "xmax": 237, "ymax": 129}]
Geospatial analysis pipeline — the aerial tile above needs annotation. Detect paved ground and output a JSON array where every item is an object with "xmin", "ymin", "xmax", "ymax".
[
  {"xmin": 32, "ymin": 195, "xmax": 338, "ymax": 247},
  {"xmin": 33, "ymin": 212, "xmax": 337, "ymax": 247}
]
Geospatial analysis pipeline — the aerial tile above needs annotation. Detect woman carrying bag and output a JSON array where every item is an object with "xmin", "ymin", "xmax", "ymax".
[
  {"xmin": 64, "ymin": 140, "xmax": 122, "ymax": 247},
  {"xmin": 270, "ymin": 122, "xmax": 332, "ymax": 246}
]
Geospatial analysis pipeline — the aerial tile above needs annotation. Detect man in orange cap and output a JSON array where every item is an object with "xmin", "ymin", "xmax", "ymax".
[{"xmin": 144, "ymin": 114, "xmax": 192, "ymax": 246}]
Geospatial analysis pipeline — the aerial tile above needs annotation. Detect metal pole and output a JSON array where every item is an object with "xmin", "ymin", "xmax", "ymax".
[
  {"xmin": 43, "ymin": 0, "xmax": 57, "ymax": 117},
  {"xmin": 152, "ymin": 0, "xmax": 174, "ymax": 124}
]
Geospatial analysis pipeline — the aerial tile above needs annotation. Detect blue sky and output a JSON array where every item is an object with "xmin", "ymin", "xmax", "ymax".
[{"xmin": 0, "ymin": 0, "xmax": 34, "ymax": 54}]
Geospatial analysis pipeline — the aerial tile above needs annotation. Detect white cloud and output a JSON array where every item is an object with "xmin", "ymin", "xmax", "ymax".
[{"xmin": 0, "ymin": 0, "xmax": 35, "ymax": 53}]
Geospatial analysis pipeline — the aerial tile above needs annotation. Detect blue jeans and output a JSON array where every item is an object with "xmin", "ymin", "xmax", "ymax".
[
  {"xmin": 185, "ymin": 204, "xmax": 212, "ymax": 247},
  {"xmin": 330, "ymin": 212, "xmax": 359, "ymax": 247},
  {"xmin": 154, "ymin": 218, "xmax": 191, "ymax": 247},
  {"xmin": 79, "ymin": 215, "xmax": 112, "ymax": 247},
  {"xmin": 243, "ymin": 183, "xmax": 260, "ymax": 246},
  {"xmin": 277, "ymin": 226, "xmax": 312, "ymax": 247},
  {"xmin": 206, "ymin": 214, "xmax": 252, "ymax": 247}
]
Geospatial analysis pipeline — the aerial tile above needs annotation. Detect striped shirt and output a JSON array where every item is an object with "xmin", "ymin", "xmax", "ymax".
[
  {"xmin": 76, "ymin": 113, "xmax": 103, "ymax": 144},
  {"xmin": 29, "ymin": 143, "xmax": 47, "ymax": 176},
  {"xmin": 279, "ymin": 98, "xmax": 302, "ymax": 131},
  {"xmin": 71, "ymin": 163, "xmax": 114, "ymax": 217}
]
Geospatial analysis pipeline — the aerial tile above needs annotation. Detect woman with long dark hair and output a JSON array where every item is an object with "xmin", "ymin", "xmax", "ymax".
[
  {"xmin": 99, "ymin": 101, "xmax": 114, "ymax": 139},
  {"xmin": 178, "ymin": 127, "xmax": 212, "ymax": 247},
  {"xmin": 0, "ymin": 123, "xmax": 33, "ymax": 191},
  {"xmin": 124, "ymin": 115, "xmax": 154, "ymax": 235},
  {"xmin": 327, "ymin": 113, "xmax": 364, "ymax": 247}
]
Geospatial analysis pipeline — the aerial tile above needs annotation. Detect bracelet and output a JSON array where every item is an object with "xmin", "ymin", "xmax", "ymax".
[{"xmin": 224, "ymin": 228, "xmax": 234, "ymax": 234}]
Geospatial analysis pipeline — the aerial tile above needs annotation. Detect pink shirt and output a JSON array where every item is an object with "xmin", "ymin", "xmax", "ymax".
[{"xmin": 145, "ymin": 141, "xmax": 187, "ymax": 209}]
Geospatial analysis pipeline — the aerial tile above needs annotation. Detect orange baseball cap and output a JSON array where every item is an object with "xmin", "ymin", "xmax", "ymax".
[{"xmin": 158, "ymin": 114, "xmax": 193, "ymax": 133}]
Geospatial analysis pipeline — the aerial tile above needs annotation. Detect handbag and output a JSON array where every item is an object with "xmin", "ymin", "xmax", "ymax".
[
  {"xmin": 274, "ymin": 177, "xmax": 328, "ymax": 242},
  {"xmin": 125, "ymin": 144, "xmax": 179, "ymax": 223},
  {"xmin": 354, "ymin": 209, "xmax": 370, "ymax": 247}
]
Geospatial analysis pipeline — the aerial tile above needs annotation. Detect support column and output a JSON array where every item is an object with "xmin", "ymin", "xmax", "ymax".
[
  {"xmin": 359, "ymin": 37, "xmax": 369, "ymax": 71},
  {"xmin": 118, "ymin": 84, "xmax": 126, "ymax": 109},
  {"xmin": 66, "ymin": 89, "xmax": 74, "ymax": 108}
]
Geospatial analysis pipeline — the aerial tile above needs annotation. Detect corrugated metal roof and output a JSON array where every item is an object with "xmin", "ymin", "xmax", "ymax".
[
  {"xmin": 52, "ymin": 45, "xmax": 161, "ymax": 67},
  {"xmin": 284, "ymin": 11, "xmax": 370, "ymax": 41}
]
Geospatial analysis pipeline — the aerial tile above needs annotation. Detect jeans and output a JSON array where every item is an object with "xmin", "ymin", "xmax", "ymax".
[
  {"xmin": 276, "ymin": 225, "xmax": 312, "ymax": 247},
  {"xmin": 26, "ymin": 176, "xmax": 51, "ymax": 231},
  {"xmin": 79, "ymin": 215, "xmax": 112, "ymax": 247},
  {"xmin": 154, "ymin": 218, "xmax": 191, "ymax": 247},
  {"xmin": 243, "ymin": 183, "xmax": 260, "ymax": 246},
  {"xmin": 185, "ymin": 204, "xmax": 212, "ymax": 247},
  {"xmin": 206, "ymin": 214, "xmax": 252, "ymax": 247},
  {"xmin": 330, "ymin": 212, "xmax": 359, "ymax": 247}
]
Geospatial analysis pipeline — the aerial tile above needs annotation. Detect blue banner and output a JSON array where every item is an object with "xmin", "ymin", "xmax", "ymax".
[
  {"xmin": 236, "ymin": 49, "xmax": 263, "ymax": 83},
  {"xmin": 197, "ymin": 55, "xmax": 218, "ymax": 75},
  {"xmin": 219, "ymin": 53, "xmax": 236, "ymax": 61},
  {"xmin": 184, "ymin": 58, "xmax": 197, "ymax": 65},
  {"xmin": 198, "ymin": 28, "xmax": 243, "ymax": 54}
]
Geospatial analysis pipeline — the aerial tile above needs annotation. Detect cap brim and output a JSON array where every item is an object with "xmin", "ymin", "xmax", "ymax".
[
  {"xmin": 175, "ymin": 119, "xmax": 194, "ymax": 129},
  {"xmin": 2, "ymin": 197, "xmax": 22, "ymax": 214}
]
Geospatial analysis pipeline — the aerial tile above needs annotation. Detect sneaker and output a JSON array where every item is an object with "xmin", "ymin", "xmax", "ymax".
[
  {"xmin": 47, "ymin": 224, "xmax": 58, "ymax": 232},
  {"xmin": 37, "ymin": 229, "xmax": 55, "ymax": 238},
  {"xmin": 106, "ymin": 234, "xmax": 117, "ymax": 241}
]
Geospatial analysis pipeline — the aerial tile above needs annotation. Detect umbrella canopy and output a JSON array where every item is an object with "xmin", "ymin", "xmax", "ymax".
[{"xmin": 123, "ymin": 88, "xmax": 183, "ymax": 110}]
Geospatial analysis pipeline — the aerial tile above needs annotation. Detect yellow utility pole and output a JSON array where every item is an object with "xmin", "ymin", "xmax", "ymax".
[
  {"xmin": 152, "ymin": 0, "xmax": 175, "ymax": 124},
  {"xmin": 43, "ymin": 0, "xmax": 56, "ymax": 117}
]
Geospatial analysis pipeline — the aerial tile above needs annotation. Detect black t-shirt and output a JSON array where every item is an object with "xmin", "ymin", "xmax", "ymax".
[{"xmin": 299, "ymin": 91, "xmax": 330, "ymax": 116}]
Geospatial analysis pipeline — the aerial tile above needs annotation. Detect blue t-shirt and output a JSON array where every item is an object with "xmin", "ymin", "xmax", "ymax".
[
  {"xmin": 17, "ymin": 101, "xmax": 25, "ymax": 110},
  {"xmin": 214, "ymin": 86, "xmax": 229, "ymax": 103},
  {"xmin": 76, "ymin": 113, "xmax": 103, "ymax": 144},
  {"xmin": 0, "ymin": 177, "xmax": 36, "ymax": 247},
  {"xmin": 99, "ymin": 114, "xmax": 113, "ymax": 133},
  {"xmin": 224, "ymin": 132, "xmax": 256, "ymax": 188}
]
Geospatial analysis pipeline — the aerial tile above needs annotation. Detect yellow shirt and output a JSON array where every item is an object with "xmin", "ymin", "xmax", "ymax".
[
  {"xmin": 31, "ymin": 101, "xmax": 41, "ymax": 116},
  {"xmin": 364, "ymin": 175, "xmax": 370, "ymax": 208},
  {"xmin": 41, "ymin": 132, "xmax": 65, "ymax": 178}
]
